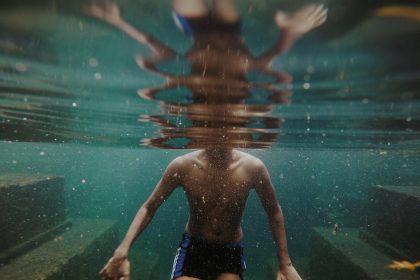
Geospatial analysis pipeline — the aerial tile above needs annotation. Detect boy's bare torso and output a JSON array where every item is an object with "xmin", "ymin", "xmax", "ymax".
[{"xmin": 177, "ymin": 150, "xmax": 260, "ymax": 243}]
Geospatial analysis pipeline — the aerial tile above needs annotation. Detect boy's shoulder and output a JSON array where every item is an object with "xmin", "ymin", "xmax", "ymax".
[
  {"xmin": 168, "ymin": 150, "xmax": 266, "ymax": 171},
  {"xmin": 170, "ymin": 150, "xmax": 201, "ymax": 167},
  {"xmin": 235, "ymin": 150, "xmax": 265, "ymax": 169}
]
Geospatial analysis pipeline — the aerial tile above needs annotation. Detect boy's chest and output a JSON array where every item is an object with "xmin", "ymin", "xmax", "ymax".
[{"xmin": 182, "ymin": 167, "xmax": 252, "ymax": 202}]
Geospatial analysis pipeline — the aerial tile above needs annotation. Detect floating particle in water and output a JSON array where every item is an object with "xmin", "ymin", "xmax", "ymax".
[
  {"xmin": 39, "ymin": 151, "xmax": 45, "ymax": 156},
  {"xmin": 406, "ymin": 117, "xmax": 412, "ymax": 122},
  {"xmin": 247, "ymin": 4, "xmax": 254, "ymax": 14},
  {"xmin": 94, "ymin": 72, "xmax": 102, "ymax": 80},
  {"xmin": 337, "ymin": 70, "xmax": 346, "ymax": 80},
  {"xmin": 303, "ymin": 83, "xmax": 311, "ymax": 90},
  {"xmin": 322, "ymin": 133, "xmax": 326, "ymax": 137},
  {"xmin": 306, "ymin": 128, "xmax": 310, "ymax": 132},
  {"xmin": 306, "ymin": 65, "xmax": 315, "ymax": 74},
  {"xmin": 15, "ymin": 62, "xmax": 27, "ymax": 72},
  {"xmin": 81, "ymin": 179, "xmax": 86, "ymax": 184},
  {"xmin": 332, "ymin": 223, "xmax": 339, "ymax": 236},
  {"xmin": 72, "ymin": 102, "xmax": 77, "ymax": 107},
  {"xmin": 12, "ymin": 160, "xmax": 17, "ymax": 164},
  {"xmin": 88, "ymin": 57, "xmax": 98, "ymax": 67},
  {"xmin": 279, "ymin": 173, "xmax": 284, "ymax": 179},
  {"xmin": 379, "ymin": 150, "xmax": 388, "ymax": 155},
  {"xmin": 362, "ymin": 98, "xmax": 369, "ymax": 104}
]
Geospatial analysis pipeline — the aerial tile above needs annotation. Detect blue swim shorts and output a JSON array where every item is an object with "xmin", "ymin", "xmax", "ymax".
[{"xmin": 170, "ymin": 233, "xmax": 246, "ymax": 280}]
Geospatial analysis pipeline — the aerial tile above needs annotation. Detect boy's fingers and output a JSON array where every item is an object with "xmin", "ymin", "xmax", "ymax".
[
  {"xmin": 310, "ymin": 8, "xmax": 327, "ymax": 26},
  {"xmin": 304, "ymin": 4, "xmax": 317, "ymax": 13},
  {"xmin": 314, "ymin": 4, "xmax": 324, "ymax": 15},
  {"xmin": 314, "ymin": 12, "xmax": 328, "ymax": 26},
  {"xmin": 308, "ymin": 4, "xmax": 324, "ymax": 21},
  {"xmin": 315, "ymin": 9, "xmax": 328, "ymax": 21}
]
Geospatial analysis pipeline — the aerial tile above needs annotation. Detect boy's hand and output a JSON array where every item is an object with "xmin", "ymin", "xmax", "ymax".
[
  {"xmin": 276, "ymin": 264, "xmax": 302, "ymax": 280},
  {"xmin": 84, "ymin": 2, "xmax": 121, "ymax": 25},
  {"xmin": 275, "ymin": 4, "xmax": 327, "ymax": 38},
  {"xmin": 99, "ymin": 255, "xmax": 130, "ymax": 280}
]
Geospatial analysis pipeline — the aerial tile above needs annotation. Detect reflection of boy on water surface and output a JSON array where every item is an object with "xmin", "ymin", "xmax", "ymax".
[
  {"xmin": 86, "ymin": 0, "xmax": 327, "ymax": 103},
  {"xmin": 88, "ymin": 1, "xmax": 327, "ymax": 279}
]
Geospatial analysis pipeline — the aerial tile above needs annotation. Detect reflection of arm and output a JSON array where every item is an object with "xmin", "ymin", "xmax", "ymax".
[
  {"xmin": 85, "ymin": 3, "xmax": 176, "ymax": 58},
  {"xmin": 257, "ymin": 4, "xmax": 327, "ymax": 66},
  {"xmin": 112, "ymin": 19, "xmax": 176, "ymax": 57},
  {"xmin": 118, "ymin": 158, "xmax": 183, "ymax": 253},
  {"xmin": 254, "ymin": 161, "xmax": 291, "ymax": 268},
  {"xmin": 257, "ymin": 31, "xmax": 298, "ymax": 67}
]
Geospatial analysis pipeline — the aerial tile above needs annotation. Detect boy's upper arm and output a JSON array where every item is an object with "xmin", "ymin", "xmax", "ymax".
[
  {"xmin": 143, "ymin": 157, "xmax": 184, "ymax": 212},
  {"xmin": 253, "ymin": 160, "xmax": 280, "ymax": 215}
]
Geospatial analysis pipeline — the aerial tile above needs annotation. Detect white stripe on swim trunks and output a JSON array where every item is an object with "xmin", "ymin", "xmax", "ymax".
[
  {"xmin": 172, "ymin": 11, "xmax": 184, "ymax": 33},
  {"xmin": 170, "ymin": 247, "xmax": 181, "ymax": 279}
]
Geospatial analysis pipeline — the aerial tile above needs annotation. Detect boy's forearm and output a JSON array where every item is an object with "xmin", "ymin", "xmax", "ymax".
[
  {"xmin": 269, "ymin": 206, "xmax": 292, "ymax": 268},
  {"xmin": 118, "ymin": 205, "xmax": 154, "ymax": 254}
]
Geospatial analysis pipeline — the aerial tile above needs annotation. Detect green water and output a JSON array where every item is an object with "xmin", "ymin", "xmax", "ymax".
[{"xmin": 1, "ymin": 0, "xmax": 420, "ymax": 279}]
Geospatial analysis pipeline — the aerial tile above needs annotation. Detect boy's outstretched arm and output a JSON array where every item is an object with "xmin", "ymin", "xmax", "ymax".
[
  {"xmin": 99, "ymin": 158, "xmax": 183, "ymax": 280},
  {"xmin": 256, "ymin": 4, "xmax": 327, "ymax": 67},
  {"xmin": 254, "ymin": 160, "xmax": 302, "ymax": 280},
  {"xmin": 85, "ymin": 2, "xmax": 176, "ymax": 59}
]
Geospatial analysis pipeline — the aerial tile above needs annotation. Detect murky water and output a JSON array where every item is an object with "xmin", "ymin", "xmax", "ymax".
[{"xmin": 1, "ymin": 0, "xmax": 419, "ymax": 279}]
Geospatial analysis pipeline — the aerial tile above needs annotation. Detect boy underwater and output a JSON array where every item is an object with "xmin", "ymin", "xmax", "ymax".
[
  {"xmin": 88, "ymin": 1, "xmax": 327, "ymax": 279},
  {"xmin": 100, "ymin": 146, "xmax": 302, "ymax": 280}
]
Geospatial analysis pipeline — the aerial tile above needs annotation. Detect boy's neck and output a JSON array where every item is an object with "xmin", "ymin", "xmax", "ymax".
[{"xmin": 202, "ymin": 147, "xmax": 235, "ymax": 168}]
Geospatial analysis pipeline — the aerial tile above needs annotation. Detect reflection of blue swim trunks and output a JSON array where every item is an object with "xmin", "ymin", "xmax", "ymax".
[
  {"xmin": 172, "ymin": 11, "xmax": 243, "ymax": 36},
  {"xmin": 170, "ymin": 233, "xmax": 246, "ymax": 280}
]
